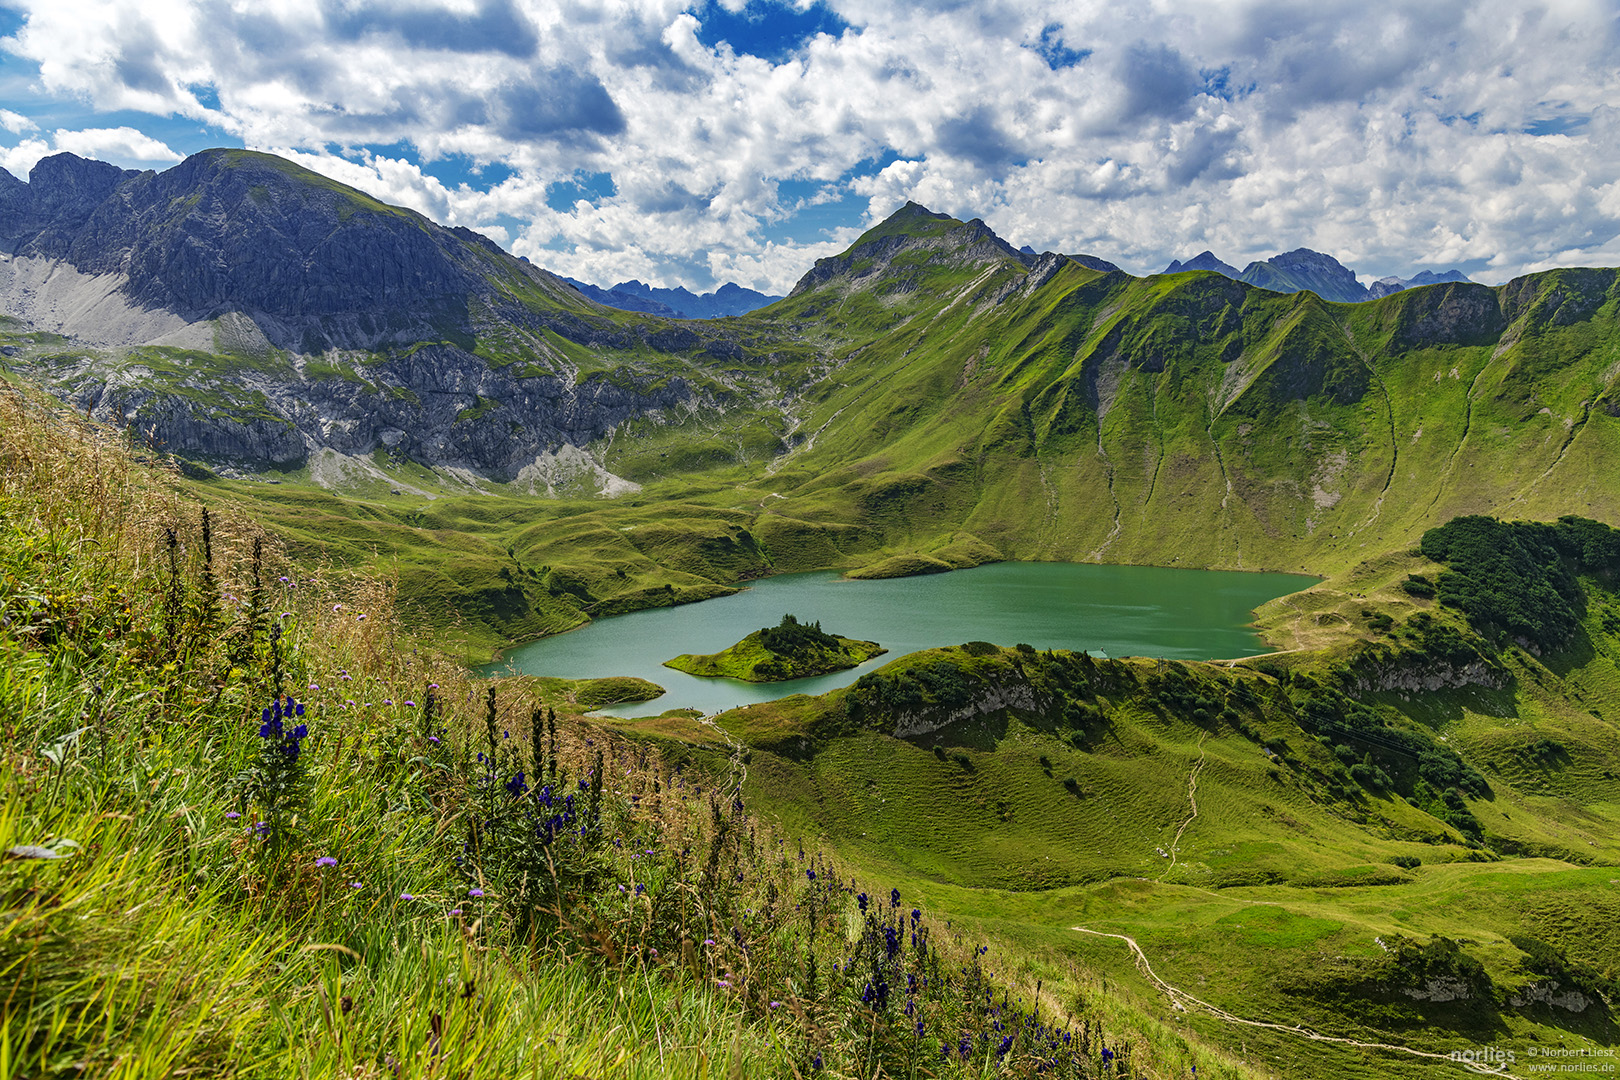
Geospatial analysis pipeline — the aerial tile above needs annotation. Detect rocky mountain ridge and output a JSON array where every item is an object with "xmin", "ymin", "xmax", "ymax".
[
  {"xmin": 0, "ymin": 148, "xmax": 784, "ymax": 483},
  {"xmin": 560, "ymin": 276, "xmax": 782, "ymax": 319},
  {"xmin": 0, "ymin": 148, "xmax": 1612, "ymax": 534},
  {"xmin": 1164, "ymin": 246, "xmax": 1473, "ymax": 303}
]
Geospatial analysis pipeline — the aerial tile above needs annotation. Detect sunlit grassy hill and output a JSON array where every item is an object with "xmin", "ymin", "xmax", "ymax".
[
  {"xmin": 713, "ymin": 550, "xmax": 1620, "ymax": 1076},
  {"xmin": 1, "ymin": 387, "xmax": 1276, "ymax": 1078},
  {"xmin": 8, "ymin": 163, "xmax": 1620, "ymax": 658}
]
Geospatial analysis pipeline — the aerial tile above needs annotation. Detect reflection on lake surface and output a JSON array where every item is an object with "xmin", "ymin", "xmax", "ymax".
[{"xmin": 486, "ymin": 562, "xmax": 1316, "ymax": 717}]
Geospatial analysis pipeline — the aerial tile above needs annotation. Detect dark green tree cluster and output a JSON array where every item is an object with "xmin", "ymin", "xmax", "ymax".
[
  {"xmin": 1294, "ymin": 689, "xmax": 1489, "ymax": 837},
  {"xmin": 1419, "ymin": 515, "xmax": 1620, "ymax": 651},
  {"xmin": 759, "ymin": 612, "xmax": 841, "ymax": 658}
]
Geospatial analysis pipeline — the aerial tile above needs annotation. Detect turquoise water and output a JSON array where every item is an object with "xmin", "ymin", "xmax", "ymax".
[{"xmin": 486, "ymin": 562, "xmax": 1316, "ymax": 717}]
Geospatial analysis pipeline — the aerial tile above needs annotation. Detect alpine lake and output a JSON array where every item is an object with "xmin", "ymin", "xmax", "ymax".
[{"xmin": 487, "ymin": 562, "xmax": 1316, "ymax": 717}]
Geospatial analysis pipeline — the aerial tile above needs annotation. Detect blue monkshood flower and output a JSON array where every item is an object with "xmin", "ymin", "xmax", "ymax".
[
  {"xmin": 997, "ymin": 1036, "xmax": 1013, "ymax": 1060},
  {"xmin": 890, "ymin": 887, "xmax": 901, "ymax": 908},
  {"xmin": 911, "ymin": 908, "xmax": 921, "ymax": 923},
  {"xmin": 806, "ymin": 870, "xmax": 816, "ymax": 881},
  {"xmin": 635, "ymin": 883, "xmax": 645, "ymax": 896},
  {"xmin": 811, "ymin": 1054, "xmax": 822, "ymax": 1071},
  {"xmin": 941, "ymin": 1043, "xmax": 951, "ymax": 1060},
  {"xmin": 916, "ymin": 1020, "xmax": 924, "ymax": 1038},
  {"xmin": 857, "ymin": 892, "xmax": 868, "ymax": 912},
  {"xmin": 505, "ymin": 771, "xmax": 527, "ymax": 797},
  {"xmin": 959, "ymin": 1034, "xmax": 973, "ymax": 1060}
]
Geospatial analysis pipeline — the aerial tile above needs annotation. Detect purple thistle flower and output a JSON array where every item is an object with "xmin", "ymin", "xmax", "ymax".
[
  {"xmin": 404, "ymin": 700, "xmax": 415, "ymax": 707},
  {"xmin": 449, "ymin": 908, "xmax": 462, "ymax": 916},
  {"xmin": 349, "ymin": 882, "xmax": 362, "ymax": 889},
  {"xmin": 399, "ymin": 893, "xmax": 414, "ymax": 901},
  {"xmin": 225, "ymin": 811, "xmax": 241, "ymax": 820},
  {"xmin": 315, "ymin": 856, "xmax": 337, "ymax": 868},
  {"xmin": 468, "ymin": 888, "xmax": 484, "ymax": 897}
]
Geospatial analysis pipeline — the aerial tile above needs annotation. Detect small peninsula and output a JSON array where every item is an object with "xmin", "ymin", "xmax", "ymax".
[{"xmin": 665, "ymin": 614, "xmax": 885, "ymax": 682}]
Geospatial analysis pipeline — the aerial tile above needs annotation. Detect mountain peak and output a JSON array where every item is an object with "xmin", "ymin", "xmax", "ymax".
[
  {"xmin": 1368, "ymin": 267, "xmax": 1475, "ymax": 299},
  {"xmin": 787, "ymin": 204, "xmax": 1029, "ymax": 299},
  {"xmin": 1163, "ymin": 250, "xmax": 1239, "ymax": 277},
  {"xmin": 1239, "ymin": 248, "xmax": 1367, "ymax": 303}
]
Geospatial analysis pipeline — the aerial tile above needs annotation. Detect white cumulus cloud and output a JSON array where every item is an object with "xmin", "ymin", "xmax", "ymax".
[{"xmin": 0, "ymin": 0, "xmax": 1618, "ymax": 290}]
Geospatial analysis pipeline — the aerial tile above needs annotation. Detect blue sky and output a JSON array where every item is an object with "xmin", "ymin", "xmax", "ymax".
[{"xmin": 2, "ymin": 1, "xmax": 1619, "ymax": 293}]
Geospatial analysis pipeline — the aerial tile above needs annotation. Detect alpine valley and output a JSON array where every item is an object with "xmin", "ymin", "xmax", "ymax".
[{"xmin": 6, "ymin": 148, "xmax": 1620, "ymax": 1079}]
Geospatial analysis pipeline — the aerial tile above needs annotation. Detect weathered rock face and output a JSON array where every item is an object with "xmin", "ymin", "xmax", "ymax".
[
  {"xmin": 1390, "ymin": 282, "xmax": 1505, "ymax": 347},
  {"xmin": 0, "ymin": 148, "xmax": 768, "ymax": 480},
  {"xmin": 0, "ymin": 149, "xmax": 608, "ymax": 353},
  {"xmin": 61, "ymin": 344, "xmax": 709, "ymax": 478},
  {"xmin": 1399, "ymin": 975, "xmax": 1474, "ymax": 1003},
  {"xmin": 1350, "ymin": 658, "xmax": 1506, "ymax": 695},
  {"xmin": 888, "ymin": 682, "xmax": 1050, "ymax": 741},
  {"xmin": 2, "ymin": 154, "xmax": 141, "ymax": 255},
  {"xmin": 1508, "ymin": 980, "xmax": 1593, "ymax": 1013}
]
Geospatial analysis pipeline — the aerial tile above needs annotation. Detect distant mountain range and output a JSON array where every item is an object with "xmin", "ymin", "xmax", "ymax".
[
  {"xmin": 562, "ymin": 277, "xmax": 780, "ymax": 319},
  {"xmin": 0, "ymin": 147, "xmax": 1605, "ymax": 528},
  {"xmin": 1163, "ymin": 248, "xmax": 1472, "ymax": 303}
]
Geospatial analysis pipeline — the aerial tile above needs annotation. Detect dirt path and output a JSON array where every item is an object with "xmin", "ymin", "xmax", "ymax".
[
  {"xmin": 1069, "ymin": 926, "xmax": 1521, "ymax": 1077},
  {"xmin": 699, "ymin": 712, "xmax": 749, "ymax": 803},
  {"xmin": 1159, "ymin": 732, "xmax": 1207, "ymax": 881}
]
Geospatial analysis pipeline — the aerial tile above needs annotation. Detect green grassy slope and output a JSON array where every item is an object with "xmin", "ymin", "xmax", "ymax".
[
  {"xmin": 11, "ymin": 198, "xmax": 1620, "ymax": 662},
  {"xmin": 716, "ymin": 577, "xmax": 1620, "ymax": 1077}
]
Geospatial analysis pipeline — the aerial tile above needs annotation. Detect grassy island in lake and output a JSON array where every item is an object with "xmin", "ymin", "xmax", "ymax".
[{"xmin": 665, "ymin": 613, "xmax": 885, "ymax": 682}]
